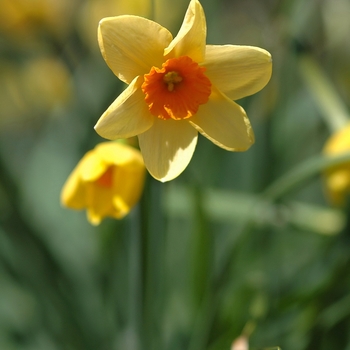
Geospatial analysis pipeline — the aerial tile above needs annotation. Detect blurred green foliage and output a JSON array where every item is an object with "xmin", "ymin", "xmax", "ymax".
[{"xmin": 1, "ymin": 0, "xmax": 350, "ymax": 349}]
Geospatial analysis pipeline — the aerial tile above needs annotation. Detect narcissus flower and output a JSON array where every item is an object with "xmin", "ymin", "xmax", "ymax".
[
  {"xmin": 95, "ymin": 0, "xmax": 272, "ymax": 182},
  {"xmin": 323, "ymin": 123, "xmax": 350, "ymax": 206},
  {"xmin": 61, "ymin": 142, "xmax": 145, "ymax": 225}
]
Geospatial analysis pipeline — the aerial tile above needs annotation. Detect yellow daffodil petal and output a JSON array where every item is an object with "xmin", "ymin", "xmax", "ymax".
[
  {"xmin": 86, "ymin": 184, "xmax": 114, "ymax": 225},
  {"xmin": 324, "ymin": 123, "xmax": 350, "ymax": 154},
  {"xmin": 87, "ymin": 211, "xmax": 102, "ymax": 225},
  {"xmin": 325, "ymin": 169, "xmax": 350, "ymax": 206},
  {"xmin": 95, "ymin": 141, "xmax": 144, "ymax": 166},
  {"xmin": 189, "ymin": 87, "xmax": 254, "ymax": 151},
  {"xmin": 80, "ymin": 152, "xmax": 106, "ymax": 182},
  {"xmin": 98, "ymin": 15, "xmax": 173, "ymax": 84},
  {"xmin": 61, "ymin": 142, "xmax": 146, "ymax": 223},
  {"xmin": 327, "ymin": 170, "xmax": 350, "ymax": 191},
  {"xmin": 323, "ymin": 122, "xmax": 350, "ymax": 206},
  {"xmin": 90, "ymin": 143, "xmax": 146, "ymax": 207},
  {"xmin": 203, "ymin": 45, "xmax": 272, "ymax": 100},
  {"xmin": 164, "ymin": 0, "xmax": 206, "ymax": 62},
  {"xmin": 112, "ymin": 196, "xmax": 131, "ymax": 219},
  {"xmin": 61, "ymin": 162, "xmax": 86, "ymax": 209},
  {"xmin": 112, "ymin": 164, "xmax": 146, "ymax": 217},
  {"xmin": 83, "ymin": 144, "xmax": 145, "ymax": 222},
  {"xmin": 95, "ymin": 76, "xmax": 154, "ymax": 140},
  {"xmin": 138, "ymin": 118, "xmax": 198, "ymax": 182}
]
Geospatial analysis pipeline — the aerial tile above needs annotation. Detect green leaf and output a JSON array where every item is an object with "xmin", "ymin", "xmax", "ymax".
[{"xmin": 262, "ymin": 152, "xmax": 350, "ymax": 201}]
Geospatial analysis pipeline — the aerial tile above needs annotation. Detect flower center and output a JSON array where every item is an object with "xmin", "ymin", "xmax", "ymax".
[
  {"xmin": 141, "ymin": 56, "xmax": 211, "ymax": 120},
  {"xmin": 163, "ymin": 71, "xmax": 183, "ymax": 92},
  {"xmin": 96, "ymin": 166, "xmax": 114, "ymax": 188}
]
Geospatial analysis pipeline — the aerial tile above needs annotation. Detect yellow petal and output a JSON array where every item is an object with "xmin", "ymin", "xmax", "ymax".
[
  {"xmin": 112, "ymin": 196, "xmax": 131, "ymax": 219},
  {"xmin": 324, "ymin": 167, "xmax": 350, "ymax": 206},
  {"xmin": 86, "ymin": 183, "xmax": 114, "ymax": 225},
  {"xmin": 203, "ymin": 45, "xmax": 272, "ymax": 100},
  {"xmin": 98, "ymin": 15, "xmax": 173, "ymax": 84},
  {"xmin": 87, "ymin": 210, "xmax": 102, "ymax": 226},
  {"xmin": 327, "ymin": 170, "xmax": 350, "ymax": 192},
  {"xmin": 79, "ymin": 151, "xmax": 106, "ymax": 182},
  {"xmin": 323, "ymin": 122, "xmax": 350, "ymax": 206},
  {"xmin": 61, "ymin": 142, "xmax": 146, "ymax": 224},
  {"xmin": 111, "ymin": 163, "xmax": 146, "ymax": 218},
  {"xmin": 164, "ymin": 0, "xmax": 206, "ymax": 62},
  {"xmin": 60, "ymin": 162, "xmax": 86, "ymax": 209},
  {"xmin": 92, "ymin": 142, "xmax": 146, "ymax": 219},
  {"xmin": 86, "ymin": 162, "xmax": 145, "ymax": 222},
  {"xmin": 138, "ymin": 118, "xmax": 198, "ymax": 182},
  {"xmin": 61, "ymin": 151, "xmax": 103, "ymax": 208},
  {"xmin": 189, "ymin": 87, "xmax": 254, "ymax": 151},
  {"xmin": 95, "ymin": 142, "xmax": 144, "ymax": 166},
  {"xmin": 323, "ymin": 122, "xmax": 350, "ymax": 154},
  {"xmin": 94, "ymin": 76, "xmax": 154, "ymax": 140}
]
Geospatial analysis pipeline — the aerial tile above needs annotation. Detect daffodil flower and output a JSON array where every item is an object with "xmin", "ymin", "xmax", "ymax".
[
  {"xmin": 61, "ymin": 142, "xmax": 145, "ymax": 225},
  {"xmin": 323, "ymin": 123, "xmax": 350, "ymax": 206},
  {"xmin": 95, "ymin": 0, "xmax": 272, "ymax": 182}
]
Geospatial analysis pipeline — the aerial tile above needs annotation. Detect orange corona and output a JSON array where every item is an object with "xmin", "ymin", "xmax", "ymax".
[
  {"xmin": 142, "ymin": 56, "xmax": 211, "ymax": 120},
  {"xmin": 96, "ymin": 166, "xmax": 114, "ymax": 188}
]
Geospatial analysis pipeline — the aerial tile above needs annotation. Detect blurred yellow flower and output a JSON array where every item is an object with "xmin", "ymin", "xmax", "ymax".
[
  {"xmin": 95, "ymin": 0, "xmax": 272, "ymax": 182},
  {"xmin": 20, "ymin": 57, "xmax": 73, "ymax": 110},
  {"xmin": 61, "ymin": 142, "xmax": 146, "ymax": 225},
  {"xmin": 0, "ymin": 0, "xmax": 77, "ymax": 40},
  {"xmin": 323, "ymin": 123, "xmax": 350, "ymax": 206},
  {"xmin": 0, "ymin": 56, "xmax": 72, "ymax": 130}
]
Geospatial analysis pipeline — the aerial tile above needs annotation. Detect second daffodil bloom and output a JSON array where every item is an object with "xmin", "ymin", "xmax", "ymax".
[
  {"xmin": 323, "ymin": 123, "xmax": 350, "ymax": 206},
  {"xmin": 95, "ymin": 0, "xmax": 272, "ymax": 182},
  {"xmin": 61, "ymin": 142, "xmax": 145, "ymax": 225}
]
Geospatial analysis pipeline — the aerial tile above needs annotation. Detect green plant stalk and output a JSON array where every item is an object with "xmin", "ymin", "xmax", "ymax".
[
  {"xmin": 298, "ymin": 54, "xmax": 350, "ymax": 133},
  {"xmin": 140, "ymin": 176, "xmax": 166, "ymax": 350},
  {"xmin": 188, "ymin": 186, "xmax": 215, "ymax": 350},
  {"xmin": 150, "ymin": 0, "xmax": 156, "ymax": 21},
  {"xmin": 262, "ymin": 152, "xmax": 350, "ymax": 202}
]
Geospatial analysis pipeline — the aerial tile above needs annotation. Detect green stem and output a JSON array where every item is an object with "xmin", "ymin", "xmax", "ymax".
[
  {"xmin": 298, "ymin": 54, "xmax": 350, "ymax": 133},
  {"xmin": 139, "ymin": 176, "xmax": 165, "ymax": 350},
  {"xmin": 262, "ymin": 152, "xmax": 350, "ymax": 202},
  {"xmin": 188, "ymin": 186, "xmax": 214, "ymax": 350},
  {"xmin": 150, "ymin": 0, "xmax": 156, "ymax": 21}
]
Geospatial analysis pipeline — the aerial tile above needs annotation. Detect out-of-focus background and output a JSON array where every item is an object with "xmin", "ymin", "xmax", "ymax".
[{"xmin": 1, "ymin": 0, "xmax": 350, "ymax": 349}]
